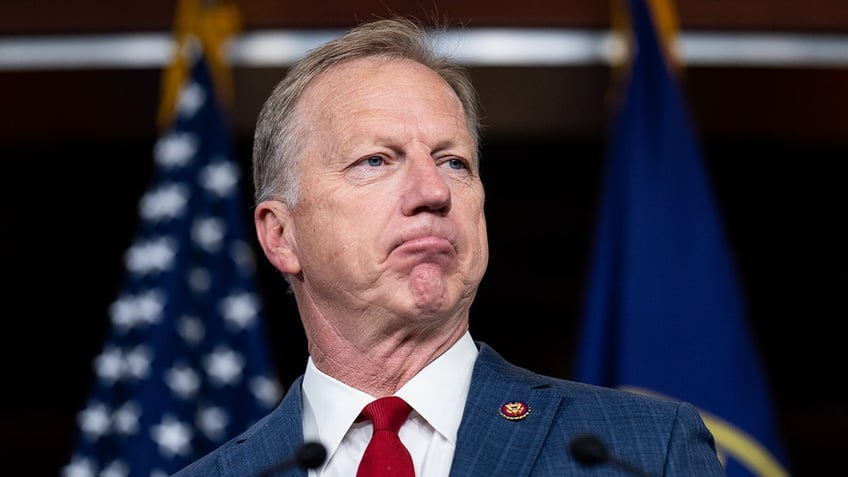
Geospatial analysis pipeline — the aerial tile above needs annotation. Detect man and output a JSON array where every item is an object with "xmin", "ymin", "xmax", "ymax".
[{"xmin": 173, "ymin": 17, "xmax": 725, "ymax": 476}]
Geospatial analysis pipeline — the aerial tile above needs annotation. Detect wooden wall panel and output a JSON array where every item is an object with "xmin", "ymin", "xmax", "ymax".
[{"xmin": 2, "ymin": 0, "xmax": 848, "ymax": 34}]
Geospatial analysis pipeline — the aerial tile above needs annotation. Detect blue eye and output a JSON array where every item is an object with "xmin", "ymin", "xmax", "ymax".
[
  {"xmin": 365, "ymin": 155, "xmax": 384, "ymax": 167},
  {"xmin": 447, "ymin": 158, "xmax": 466, "ymax": 170}
]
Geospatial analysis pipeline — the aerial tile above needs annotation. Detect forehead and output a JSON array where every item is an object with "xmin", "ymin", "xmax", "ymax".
[
  {"xmin": 301, "ymin": 56, "xmax": 462, "ymax": 116},
  {"xmin": 293, "ymin": 57, "xmax": 472, "ymax": 150}
]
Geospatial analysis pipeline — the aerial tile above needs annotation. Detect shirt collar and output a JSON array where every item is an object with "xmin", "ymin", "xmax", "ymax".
[
  {"xmin": 302, "ymin": 357, "xmax": 374, "ymax": 458},
  {"xmin": 395, "ymin": 331, "xmax": 478, "ymax": 444},
  {"xmin": 302, "ymin": 331, "xmax": 478, "ymax": 452}
]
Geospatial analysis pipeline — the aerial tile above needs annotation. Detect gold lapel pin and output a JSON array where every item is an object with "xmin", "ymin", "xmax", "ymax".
[{"xmin": 499, "ymin": 401, "xmax": 531, "ymax": 420}]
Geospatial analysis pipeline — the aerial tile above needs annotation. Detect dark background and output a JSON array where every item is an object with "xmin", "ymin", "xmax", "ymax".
[{"xmin": 2, "ymin": 1, "xmax": 847, "ymax": 475}]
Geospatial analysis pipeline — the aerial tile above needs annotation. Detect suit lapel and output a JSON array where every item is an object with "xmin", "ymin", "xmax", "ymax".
[
  {"xmin": 218, "ymin": 376, "xmax": 308, "ymax": 477},
  {"xmin": 450, "ymin": 343, "xmax": 562, "ymax": 476}
]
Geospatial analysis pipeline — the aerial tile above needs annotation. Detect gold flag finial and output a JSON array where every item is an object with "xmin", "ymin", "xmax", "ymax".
[
  {"xmin": 607, "ymin": 0, "xmax": 683, "ymax": 107},
  {"xmin": 156, "ymin": 0, "xmax": 242, "ymax": 130}
]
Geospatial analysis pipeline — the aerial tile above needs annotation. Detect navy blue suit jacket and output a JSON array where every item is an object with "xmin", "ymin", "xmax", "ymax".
[{"xmin": 173, "ymin": 342, "xmax": 725, "ymax": 476}]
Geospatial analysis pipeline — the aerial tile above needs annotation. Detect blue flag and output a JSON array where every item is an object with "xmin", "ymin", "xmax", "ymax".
[
  {"xmin": 574, "ymin": 0, "xmax": 790, "ymax": 475},
  {"xmin": 61, "ymin": 51, "xmax": 282, "ymax": 477}
]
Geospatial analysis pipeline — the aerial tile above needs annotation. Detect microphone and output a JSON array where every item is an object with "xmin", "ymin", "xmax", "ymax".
[
  {"xmin": 569, "ymin": 433, "xmax": 654, "ymax": 477},
  {"xmin": 257, "ymin": 441, "xmax": 327, "ymax": 476}
]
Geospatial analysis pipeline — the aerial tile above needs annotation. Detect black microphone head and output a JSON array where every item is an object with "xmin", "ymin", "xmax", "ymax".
[
  {"xmin": 569, "ymin": 433, "xmax": 610, "ymax": 466},
  {"xmin": 296, "ymin": 441, "xmax": 327, "ymax": 469}
]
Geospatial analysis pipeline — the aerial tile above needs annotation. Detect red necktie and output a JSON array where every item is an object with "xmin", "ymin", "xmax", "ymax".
[{"xmin": 356, "ymin": 396, "xmax": 415, "ymax": 476}]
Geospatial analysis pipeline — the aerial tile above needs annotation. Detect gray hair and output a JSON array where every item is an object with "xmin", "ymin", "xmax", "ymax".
[{"xmin": 251, "ymin": 16, "xmax": 483, "ymax": 206}]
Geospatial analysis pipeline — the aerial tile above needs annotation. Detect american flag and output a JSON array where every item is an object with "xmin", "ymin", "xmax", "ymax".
[{"xmin": 61, "ymin": 51, "xmax": 282, "ymax": 477}]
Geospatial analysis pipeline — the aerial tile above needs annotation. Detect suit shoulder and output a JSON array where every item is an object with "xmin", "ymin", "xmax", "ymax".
[{"xmin": 474, "ymin": 341, "xmax": 693, "ymax": 414}]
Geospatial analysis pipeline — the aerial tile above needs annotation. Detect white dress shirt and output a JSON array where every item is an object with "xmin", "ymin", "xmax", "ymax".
[{"xmin": 302, "ymin": 332, "xmax": 479, "ymax": 477}]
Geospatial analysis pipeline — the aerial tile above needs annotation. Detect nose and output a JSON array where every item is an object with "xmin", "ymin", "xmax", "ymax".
[{"xmin": 400, "ymin": 153, "xmax": 452, "ymax": 216}]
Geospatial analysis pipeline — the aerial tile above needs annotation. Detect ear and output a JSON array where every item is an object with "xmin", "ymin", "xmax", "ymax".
[{"xmin": 254, "ymin": 200, "xmax": 302, "ymax": 275}]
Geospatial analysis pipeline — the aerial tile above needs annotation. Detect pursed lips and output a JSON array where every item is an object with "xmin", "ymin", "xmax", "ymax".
[{"xmin": 390, "ymin": 234, "xmax": 458, "ymax": 264}]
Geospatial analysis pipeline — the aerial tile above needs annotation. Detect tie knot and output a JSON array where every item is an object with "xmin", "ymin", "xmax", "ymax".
[{"xmin": 360, "ymin": 396, "xmax": 412, "ymax": 433}]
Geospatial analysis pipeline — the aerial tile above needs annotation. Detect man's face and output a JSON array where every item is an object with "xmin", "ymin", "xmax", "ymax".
[{"xmin": 285, "ymin": 56, "xmax": 488, "ymax": 334}]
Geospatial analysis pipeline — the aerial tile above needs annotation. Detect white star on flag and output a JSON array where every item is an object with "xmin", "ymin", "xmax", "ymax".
[
  {"xmin": 151, "ymin": 415, "xmax": 193, "ymax": 458},
  {"xmin": 154, "ymin": 132, "xmax": 198, "ymax": 168},
  {"xmin": 139, "ymin": 183, "xmax": 190, "ymax": 222}
]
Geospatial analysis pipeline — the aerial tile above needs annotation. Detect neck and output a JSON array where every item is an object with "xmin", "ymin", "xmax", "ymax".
[{"xmin": 307, "ymin": 317, "xmax": 468, "ymax": 397}]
